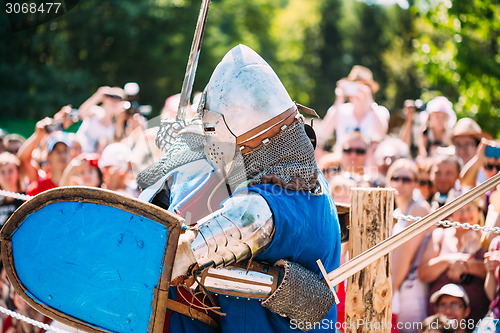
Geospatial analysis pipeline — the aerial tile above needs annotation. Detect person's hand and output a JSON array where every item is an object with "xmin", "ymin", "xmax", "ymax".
[
  {"xmin": 350, "ymin": 83, "xmax": 374, "ymax": 110},
  {"xmin": 96, "ymin": 86, "xmax": 112, "ymax": 97},
  {"xmin": 34, "ymin": 117, "xmax": 53, "ymax": 136},
  {"xmin": 403, "ymin": 99, "xmax": 416, "ymax": 122},
  {"xmin": 484, "ymin": 251, "xmax": 500, "ymax": 272},
  {"xmin": 475, "ymin": 138, "xmax": 495, "ymax": 162},
  {"xmin": 333, "ymin": 79, "xmax": 347, "ymax": 105},
  {"xmin": 53, "ymin": 105, "xmax": 76, "ymax": 129},
  {"xmin": 446, "ymin": 256, "xmax": 470, "ymax": 282}
]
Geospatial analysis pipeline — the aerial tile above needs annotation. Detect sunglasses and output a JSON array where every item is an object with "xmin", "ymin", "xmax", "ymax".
[
  {"xmin": 390, "ymin": 176, "xmax": 414, "ymax": 184},
  {"xmin": 484, "ymin": 163, "xmax": 500, "ymax": 171},
  {"xmin": 343, "ymin": 148, "xmax": 366, "ymax": 155},
  {"xmin": 435, "ymin": 302, "xmax": 464, "ymax": 311},
  {"xmin": 419, "ymin": 179, "xmax": 433, "ymax": 187}
]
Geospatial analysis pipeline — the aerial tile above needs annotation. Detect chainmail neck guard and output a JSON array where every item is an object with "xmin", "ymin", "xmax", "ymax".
[
  {"xmin": 227, "ymin": 121, "xmax": 320, "ymax": 193},
  {"xmin": 136, "ymin": 131, "xmax": 206, "ymax": 189},
  {"xmin": 137, "ymin": 118, "xmax": 319, "ymax": 193}
]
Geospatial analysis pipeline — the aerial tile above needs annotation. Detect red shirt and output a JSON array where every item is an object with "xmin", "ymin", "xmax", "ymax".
[{"xmin": 26, "ymin": 178, "xmax": 57, "ymax": 196}]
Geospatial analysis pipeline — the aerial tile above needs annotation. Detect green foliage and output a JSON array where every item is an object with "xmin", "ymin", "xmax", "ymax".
[
  {"xmin": 411, "ymin": 0, "xmax": 500, "ymax": 138},
  {"xmin": 1, "ymin": 0, "xmax": 498, "ymax": 138}
]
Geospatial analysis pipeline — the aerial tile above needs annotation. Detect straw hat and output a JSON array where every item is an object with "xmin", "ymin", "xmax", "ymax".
[
  {"xmin": 344, "ymin": 65, "xmax": 380, "ymax": 93},
  {"xmin": 452, "ymin": 118, "xmax": 487, "ymax": 141}
]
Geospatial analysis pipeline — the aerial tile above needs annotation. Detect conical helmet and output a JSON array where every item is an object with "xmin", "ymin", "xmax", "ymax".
[{"xmin": 201, "ymin": 44, "xmax": 299, "ymax": 173}]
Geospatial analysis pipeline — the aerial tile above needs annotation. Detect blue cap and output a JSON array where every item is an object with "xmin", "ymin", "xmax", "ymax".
[{"xmin": 47, "ymin": 132, "xmax": 72, "ymax": 153}]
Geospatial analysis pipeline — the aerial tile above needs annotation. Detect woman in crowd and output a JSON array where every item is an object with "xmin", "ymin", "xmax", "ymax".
[
  {"xmin": 472, "ymin": 235, "xmax": 500, "ymax": 332},
  {"xmin": 388, "ymin": 159, "xmax": 432, "ymax": 332},
  {"xmin": 60, "ymin": 153, "xmax": 103, "ymax": 188},
  {"xmin": 417, "ymin": 96, "xmax": 457, "ymax": 159},
  {"xmin": 0, "ymin": 153, "xmax": 25, "ymax": 227},
  {"xmin": 416, "ymin": 158, "xmax": 436, "ymax": 205},
  {"xmin": 418, "ymin": 189, "xmax": 490, "ymax": 325}
]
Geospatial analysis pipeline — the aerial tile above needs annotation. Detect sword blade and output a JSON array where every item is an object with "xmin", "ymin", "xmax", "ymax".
[
  {"xmin": 326, "ymin": 171, "xmax": 500, "ymax": 287},
  {"xmin": 177, "ymin": 0, "xmax": 211, "ymax": 122}
]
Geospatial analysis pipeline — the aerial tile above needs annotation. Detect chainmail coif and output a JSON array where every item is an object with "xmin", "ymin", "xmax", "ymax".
[{"xmin": 227, "ymin": 120, "xmax": 320, "ymax": 192}]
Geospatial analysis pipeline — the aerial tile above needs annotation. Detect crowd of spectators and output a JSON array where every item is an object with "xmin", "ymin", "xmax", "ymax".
[
  {"xmin": 316, "ymin": 65, "xmax": 500, "ymax": 333},
  {"xmin": 0, "ymin": 66, "xmax": 498, "ymax": 332}
]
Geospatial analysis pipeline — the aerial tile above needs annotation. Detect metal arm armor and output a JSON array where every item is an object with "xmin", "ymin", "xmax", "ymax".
[{"xmin": 189, "ymin": 192, "xmax": 274, "ymax": 269}]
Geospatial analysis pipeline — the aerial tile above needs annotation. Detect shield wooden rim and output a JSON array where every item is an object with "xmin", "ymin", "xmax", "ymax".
[{"xmin": 0, "ymin": 186, "xmax": 183, "ymax": 333}]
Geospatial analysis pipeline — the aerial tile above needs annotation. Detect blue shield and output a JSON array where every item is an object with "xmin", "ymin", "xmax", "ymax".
[{"xmin": 0, "ymin": 187, "xmax": 182, "ymax": 333}]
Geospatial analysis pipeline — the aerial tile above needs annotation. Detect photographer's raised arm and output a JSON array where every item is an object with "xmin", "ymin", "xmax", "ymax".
[
  {"xmin": 460, "ymin": 138, "xmax": 491, "ymax": 187},
  {"xmin": 17, "ymin": 118, "xmax": 51, "ymax": 183},
  {"xmin": 77, "ymin": 86, "xmax": 109, "ymax": 120},
  {"xmin": 400, "ymin": 99, "xmax": 416, "ymax": 147}
]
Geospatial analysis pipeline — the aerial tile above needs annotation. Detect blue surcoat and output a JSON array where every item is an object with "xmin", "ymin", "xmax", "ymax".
[{"xmin": 168, "ymin": 171, "xmax": 341, "ymax": 332}]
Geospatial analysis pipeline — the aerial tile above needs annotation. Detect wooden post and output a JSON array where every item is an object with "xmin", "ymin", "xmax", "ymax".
[{"xmin": 345, "ymin": 188, "xmax": 394, "ymax": 333}]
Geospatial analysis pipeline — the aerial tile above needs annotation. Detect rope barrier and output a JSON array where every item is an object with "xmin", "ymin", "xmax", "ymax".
[
  {"xmin": 0, "ymin": 190, "xmax": 32, "ymax": 201},
  {"xmin": 0, "ymin": 305, "xmax": 71, "ymax": 333}
]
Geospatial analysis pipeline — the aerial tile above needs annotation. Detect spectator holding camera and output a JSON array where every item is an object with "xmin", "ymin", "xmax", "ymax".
[
  {"xmin": 417, "ymin": 96, "xmax": 457, "ymax": 159},
  {"xmin": 461, "ymin": 139, "xmax": 500, "ymax": 189},
  {"xmin": 17, "ymin": 107, "xmax": 75, "ymax": 194},
  {"xmin": 22, "ymin": 132, "xmax": 72, "ymax": 196},
  {"xmin": 76, "ymin": 86, "xmax": 126, "ymax": 153},
  {"xmin": 318, "ymin": 65, "xmax": 390, "ymax": 158},
  {"xmin": 400, "ymin": 99, "xmax": 426, "ymax": 157}
]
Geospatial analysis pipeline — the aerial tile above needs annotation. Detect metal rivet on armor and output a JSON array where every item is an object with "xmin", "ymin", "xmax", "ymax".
[
  {"xmin": 280, "ymin": 124, "xmax": 287, "ymax": 130},
  {"xmin": 236, "ymin": 297, "xmax": 239, "ymax": 300},
  {"xmin": 125, "ymin": 319, "xmax": 131, "ymax": 324},
  {"xmin": 48, "ymin": 295, "xmax": 53, "ymax": 300},
  {"xmin": 262, "ymin": 138, "xmax": 270, "ymax": 144},
  {"xmin": 239, "ymin": 146, "xmax": 245, "ymax": 151}
]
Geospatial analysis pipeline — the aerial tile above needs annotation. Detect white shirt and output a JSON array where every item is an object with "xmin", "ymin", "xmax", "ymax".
[
  {"xmin": 76, "ymin": 107, "xmax": 115, "ymax": 153},
  {"xmin": 330, "ymin": 102, "xmax": 390, "ymax": 153}
]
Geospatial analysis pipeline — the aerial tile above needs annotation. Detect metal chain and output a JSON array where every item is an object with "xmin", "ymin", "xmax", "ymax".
[
  {"xmin": 0, "ymin": 190, "xmax": 32, "ymax": 201},
  {"xmin": 0, "ymin": 305, "xmax": 71, "ymax": 333},
  {"xmin": 393, "ymin": 212, "xmax": 500, "ymax": 234}
]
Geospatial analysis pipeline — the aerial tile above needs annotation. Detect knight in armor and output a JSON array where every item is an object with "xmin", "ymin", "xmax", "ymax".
[{"xmin": 140, "ymin": 44, "xmax": 341, "ymax": 332}]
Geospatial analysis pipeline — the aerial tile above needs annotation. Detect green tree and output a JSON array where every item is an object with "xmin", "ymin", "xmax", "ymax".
[{"xmin": 411, "ymin": 0, "xmax": 500, "ymax": 138}]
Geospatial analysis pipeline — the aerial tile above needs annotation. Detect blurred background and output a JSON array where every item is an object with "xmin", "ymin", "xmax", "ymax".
[{"xmin": 1, "ymin": 0, "xmax": 499, "ymax": 138}]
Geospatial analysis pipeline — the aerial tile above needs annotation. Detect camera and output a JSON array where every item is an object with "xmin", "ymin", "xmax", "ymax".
[
  {"xmin": 45, "ymin": 120, "xmax": 64, "ymax": 133},
  {"xmin": 123, "ymin": 100, "xmax": 139, "ymax": 115},
  {"xmin": 485, "ymin": 145, "xmax": 500, "ymax": 158},
  {"xmin": 414, "ymin": 99, "xmax": 426, "ymax": 112},
  {"xmin": 68, "ymin": 108, "xmax": 80, "ymax": 122},
  {"xmin": 341, "ymin": 81, "xmax": 360, "ymax": 97}
]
